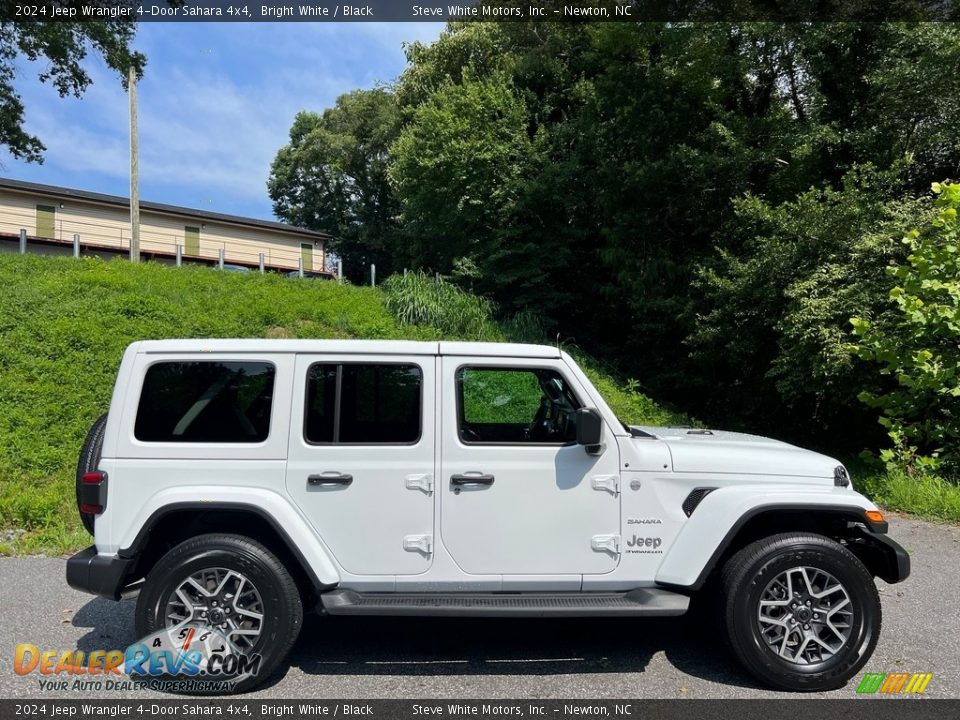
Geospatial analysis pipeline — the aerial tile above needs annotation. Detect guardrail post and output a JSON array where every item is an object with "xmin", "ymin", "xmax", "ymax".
[
  {"xmin": 337, "ymin": 258, "xmax": 343, "ymax": 281},
  {"xmin": 259, "ymin": 253, "xmax": 265, "ymax": 273},
  {"xmin": 19, "ymin": 229, "xmax": 26, "ymax": 254},
  {"xmin": 370, "ymin": 263, "xmax": 376, "ymax": 287},
  {"xmin": 73, "ymin": 234, "xmax": 80, "ymax": 258},
  {"xmin": 298, "ymin": 257, "xmax": 304, "ymax": 277},
  {"xmin": 218, "ymin": 248, "xmax": 225, "ymax": 270},
  {"xmin": 175, "ymin": 244, "xmax": 182, "ymax": 266}
]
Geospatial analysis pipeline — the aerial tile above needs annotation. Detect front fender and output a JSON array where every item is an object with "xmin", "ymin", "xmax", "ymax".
[
  {"xmin": 655, "ymin": 486, "xmax": 880, "ymax": 589},
  {"xmin": 115, "ymin": 486, "xmax": 341, "ymax": 588}
]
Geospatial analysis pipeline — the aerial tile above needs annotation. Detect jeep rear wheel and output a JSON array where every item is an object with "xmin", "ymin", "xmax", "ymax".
[
  {"xmin": 721, "ymin": 532, "xmax": 881, "ymax": 691},
  {"xmin": 75, "ymin": 413, "xmax": 108, "ymax": 535},
  {"xmin": 135, "ymin": 534, "xmax": 303, "ymax": 694}
]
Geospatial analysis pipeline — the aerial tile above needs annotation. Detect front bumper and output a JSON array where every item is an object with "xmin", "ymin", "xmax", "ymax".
[
  {"xmin": 871, "ymin": 532, "xmax": 911, "ymax": 584},
  {"xmin": 852, "ymin": 529, "xmax": 911, "ymax": 584},
  {"xmin": 66, "ymin": 545, "xmax": 135, "ymax": 601}
]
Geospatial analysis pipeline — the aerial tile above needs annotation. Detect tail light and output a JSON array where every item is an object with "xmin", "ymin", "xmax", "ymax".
[{"xmin": 80, "ymin": 471, "xmax": 107, "ymax": 515}]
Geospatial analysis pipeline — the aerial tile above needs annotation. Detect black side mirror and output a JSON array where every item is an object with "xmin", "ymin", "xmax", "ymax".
[{"xmin": 576, "ymin": 407, "xmax": 603, "ymax": 451}]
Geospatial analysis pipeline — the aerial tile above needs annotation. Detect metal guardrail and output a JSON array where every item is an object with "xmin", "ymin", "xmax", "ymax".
[{"xmin": 3, "ymin": 218, "xmax": 338, "ymax": 279}]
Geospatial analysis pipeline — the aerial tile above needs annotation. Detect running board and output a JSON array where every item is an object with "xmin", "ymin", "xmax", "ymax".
[{"xmin": 319, "ymin": 588, "xmax": 689, "ymax": 617}]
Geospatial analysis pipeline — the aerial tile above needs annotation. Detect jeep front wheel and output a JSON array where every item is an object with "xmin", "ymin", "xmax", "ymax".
[
  {"xmin": 135, "ymin": 534, "xmax": 303, "ymax": 693},
  {"xmin": 721, "ymin": 532, "xmax": 881, "ymax": 691}
]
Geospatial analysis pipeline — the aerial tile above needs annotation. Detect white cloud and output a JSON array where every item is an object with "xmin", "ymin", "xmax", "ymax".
[{"xmin": 3, "ymin": 22, "xmax": 444, "ymax": 218}]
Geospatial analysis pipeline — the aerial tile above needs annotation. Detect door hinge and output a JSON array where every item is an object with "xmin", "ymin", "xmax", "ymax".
[
  {"xmin": 591, "ymin": 534, "xmax": 621, "ymax": 556},
  {"xmin": 591, "ymin": 474, "xmax": 620, "ymax": 496},
  {"xmin": 403, "ymin": 534, "xmax": 433, "ymax": 555},
  {"xmin": 404, "ymin": 473, "xmax": 434, "ymax": 493}
]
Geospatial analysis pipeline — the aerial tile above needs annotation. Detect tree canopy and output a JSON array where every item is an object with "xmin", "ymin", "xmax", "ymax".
[
  {"xmin": 0, "ymin": 9, "xmax": 145, "ymax": 163},
  {"xmin": 269, "ymin": 22, "xmax": 960, "ymax": 464}
]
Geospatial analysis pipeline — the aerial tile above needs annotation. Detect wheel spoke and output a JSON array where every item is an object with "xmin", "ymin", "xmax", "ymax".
[
  {"xmin": 163, "ymin": 566, "xmax": 265, "ymax": 652},
  {"xmin": 757, "ymin": 565, "xmax": 853, "ymax": 666},
  {"xmin": 186, "ymin": 576, "xmax": 216, "ymax": 598}
]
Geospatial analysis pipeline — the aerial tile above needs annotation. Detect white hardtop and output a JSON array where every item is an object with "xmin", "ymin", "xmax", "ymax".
[{"xmin": 133, "ymin": 338, "xmax": 561, "ymax": 359}]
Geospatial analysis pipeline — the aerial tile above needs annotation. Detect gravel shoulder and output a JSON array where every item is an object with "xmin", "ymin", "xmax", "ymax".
[{"xmin": 1, "ymin": 514, "xmax": 958, "ymax": 700}]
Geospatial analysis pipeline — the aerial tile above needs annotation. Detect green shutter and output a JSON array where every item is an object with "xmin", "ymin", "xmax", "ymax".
[
  {"xmin": 184, "ymin": 226, "xmax": 200, "ymax": 256},
  {"xmin": 301, "ymin": 243, "xmax": 313, "ymax": 271},
  {"xmin": 36, "ymin": 205, "xmax": 56, "ymax": 239}
]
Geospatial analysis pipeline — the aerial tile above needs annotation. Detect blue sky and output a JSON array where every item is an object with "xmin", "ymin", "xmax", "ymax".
[{"xmin": 0, "ymin": 23, "xmax": 444, "ymax": 220}]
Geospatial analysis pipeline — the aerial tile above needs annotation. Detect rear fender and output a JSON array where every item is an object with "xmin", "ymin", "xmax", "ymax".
[{"xmin": 115, "ymin": 486, "xmax": 341, "ymax": 588}]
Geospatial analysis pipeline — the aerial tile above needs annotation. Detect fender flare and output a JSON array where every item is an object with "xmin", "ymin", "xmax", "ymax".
[
  {"xmin": 656, "ymin": 498, "xmax": 892, "ymax": 591},
  {"xmin": 119, "ymin": 500, "xmax": 340, "ymax": 591}
]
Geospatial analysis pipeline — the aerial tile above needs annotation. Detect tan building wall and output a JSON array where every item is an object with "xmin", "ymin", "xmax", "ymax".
[{"xmin": 0, "ymin": 187, "xmax": 325, "ymax": 272}]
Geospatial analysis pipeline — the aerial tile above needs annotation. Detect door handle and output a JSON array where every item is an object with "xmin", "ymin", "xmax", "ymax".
[
  {"xmin": 450, "ymin": 473, "xmax": 495, "ymax": 486},
  {"xmin": 308, "ymin": 473, "xmax": 353, "ymax": 486}
]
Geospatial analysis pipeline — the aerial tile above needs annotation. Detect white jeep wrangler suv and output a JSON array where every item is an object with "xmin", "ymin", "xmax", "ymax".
[{"xmin": 67, "ymin": 339, "xmax": 909, "ymax": 692}]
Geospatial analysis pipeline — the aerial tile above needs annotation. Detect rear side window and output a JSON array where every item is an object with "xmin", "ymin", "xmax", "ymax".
[
  {"xmin": 305, "ymin": 363, "xmax": 422, "ymax": 444},
  {"xmin": 135, "ymin": 361, "xmax": 275, "ymax": 443}
]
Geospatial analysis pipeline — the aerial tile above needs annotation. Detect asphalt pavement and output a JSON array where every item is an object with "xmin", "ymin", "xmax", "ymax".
[{"xmin": 1, "ymin": 514, "xmax": 958, "ymax": 700}]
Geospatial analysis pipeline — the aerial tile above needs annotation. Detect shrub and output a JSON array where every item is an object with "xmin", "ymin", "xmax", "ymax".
[
  {"xmin": 381, "ymin": 270, "xmax": 498, "ymax": 340},
  {"xmin": 851, "ymin": 181, "xmax": 960, "ymax": 477}
]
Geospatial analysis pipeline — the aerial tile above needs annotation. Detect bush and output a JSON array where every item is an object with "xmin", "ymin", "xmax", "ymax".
[
  {"xmin": 382, "ymin": 271, "xmax": 497, "ymax": 340},
  {"xmin": 851, "ymin": 181, "xmax": 960, "ymax": 477}
]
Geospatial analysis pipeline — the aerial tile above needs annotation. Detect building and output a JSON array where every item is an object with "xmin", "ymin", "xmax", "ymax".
[{"xmin": 0, "ymin": 177, "xmax": 332, "ymax": 275}]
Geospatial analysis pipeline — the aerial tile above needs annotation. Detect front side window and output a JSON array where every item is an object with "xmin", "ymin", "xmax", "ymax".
[
  {"xmin": 457, "ymin": 367, "xmax": 582, "ymax": 444},
  {"xmin": 305, "ymin": 363, "xmax": 422, "ymax": 444},
  {"xmin": 135, "ymin": 361, "xmax": 275, "ymax": 443}
]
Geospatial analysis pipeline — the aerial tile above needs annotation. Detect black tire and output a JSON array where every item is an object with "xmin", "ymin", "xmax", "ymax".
[
  {"xmin": 720, "ymin": 532, "xmax": 881, "ymax": 692},
  {"xmin": 135, "ymin": 534, "xmax": 303, "ymax": 694},
  {"xmin": 75, "ymin": 413, "xmax": 108, "ymax": 535}
]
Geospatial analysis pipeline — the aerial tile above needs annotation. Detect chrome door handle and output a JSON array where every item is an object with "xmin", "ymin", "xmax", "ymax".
[
  {"xmin": 450, "ymin": 473, "xmax": 495, "ymax": 486},
  {"xmin": 308, "ymin": 473, "xmax": 353, "ymax": 486}
]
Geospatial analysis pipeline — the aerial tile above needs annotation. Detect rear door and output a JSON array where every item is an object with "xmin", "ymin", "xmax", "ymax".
[
  {"xmin": 285, "ymin": 355, "xmax": 435, "ymax": 576},
  {"xmin": 439, "ymin": 357, "xmax": 621, "ymax": 576}
]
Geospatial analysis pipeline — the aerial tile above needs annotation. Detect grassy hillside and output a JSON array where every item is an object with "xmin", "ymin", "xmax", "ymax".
[{"xmin": 0, "ymin": 255, "xmax": 685, "ymax": 554}]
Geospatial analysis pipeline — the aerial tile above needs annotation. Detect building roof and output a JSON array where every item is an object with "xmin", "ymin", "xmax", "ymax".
[{"xmin": 0, "ymin": 177, "xmax": 331, "ymax": 241}]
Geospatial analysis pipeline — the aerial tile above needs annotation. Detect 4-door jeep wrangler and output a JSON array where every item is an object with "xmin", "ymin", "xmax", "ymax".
[{"xmin": 67, "ymin": 339, "xmax": 909, "ymax": 692}]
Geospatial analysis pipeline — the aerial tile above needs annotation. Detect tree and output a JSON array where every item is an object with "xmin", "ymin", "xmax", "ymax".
[
  {"xmin": 0, "ymin": 7, "xmax": 146, "ymax": 163},
  {"xmin": 852, "ymin": 182, "xmax": 960, "ymax": 476},
  {"xmin": 690, "ymin": 167, "xmax": 929, "ymax": 446},
  {"xmin": 268, "ymin": 88, "xmax": 402, "ymax": 281}
]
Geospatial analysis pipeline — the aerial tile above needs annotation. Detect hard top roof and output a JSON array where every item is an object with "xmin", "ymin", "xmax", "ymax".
[{"xmin": 135, "ymin": 339, "xmax": 561, "ymax": 359}]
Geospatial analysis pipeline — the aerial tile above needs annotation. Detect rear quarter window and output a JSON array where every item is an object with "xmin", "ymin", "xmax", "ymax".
[{"xmin": 135, "ymin": 361, "xmax": 275, "ymax": 443}]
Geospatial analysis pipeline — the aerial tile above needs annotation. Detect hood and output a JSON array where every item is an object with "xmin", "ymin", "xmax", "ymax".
[{"xmin": 632, "ymin": 426, "xmax": 841, "ymax": 480}]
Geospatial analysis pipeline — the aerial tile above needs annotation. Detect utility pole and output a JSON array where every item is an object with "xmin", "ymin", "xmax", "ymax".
[{"xmin": 129, "ymin": 66, "xmax": 140, "ymax": 263}]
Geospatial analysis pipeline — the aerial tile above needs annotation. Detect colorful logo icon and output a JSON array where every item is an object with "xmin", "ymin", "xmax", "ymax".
[{"xmin": 856, "ymin": 672, "xmax": 933, "ymax": 694}]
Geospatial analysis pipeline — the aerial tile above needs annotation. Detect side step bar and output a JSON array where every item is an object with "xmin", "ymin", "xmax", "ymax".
[{"xmin": 320, "ymin": 588, "xmax": 689, "ymax": 617}]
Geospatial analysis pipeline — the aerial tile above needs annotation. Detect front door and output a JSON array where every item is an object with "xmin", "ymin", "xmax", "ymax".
[
  {"xmin": 184, "ymin": 226, "xmax": 200, "ymax": 257},
  {"xmin": 301, "ymin": 243, "xmax": 313, "ymax": 271},
  {"xmin": 440, "ymin": 357, "xmax": 621, "ymax": 576},
  {"xmin": 36, "ymin": 205, "xmax": 55, "ymax": 239},
  {"xmin": 286, "ymin": 355, "xmax": 435, "ymax": 576}
]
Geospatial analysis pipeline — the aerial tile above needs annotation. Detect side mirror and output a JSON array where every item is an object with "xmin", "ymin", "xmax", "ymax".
[{"xmin": 576, "ymin": 407, "xmax": 603, "ymax": 452}]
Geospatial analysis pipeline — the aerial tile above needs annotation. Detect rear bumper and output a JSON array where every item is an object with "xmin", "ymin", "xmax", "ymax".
[{"xmin": 66, "ymin": 545, "xmax": 135, "ymax": 601}]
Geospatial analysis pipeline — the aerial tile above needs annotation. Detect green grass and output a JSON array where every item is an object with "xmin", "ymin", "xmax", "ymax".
[
  {"xmin": 854, "ymin": 466, "xmax": 960, "ymax": 524},
  {"xmin": 0, "ymin": 255, "xmax": 684, "ymax": 555}
]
